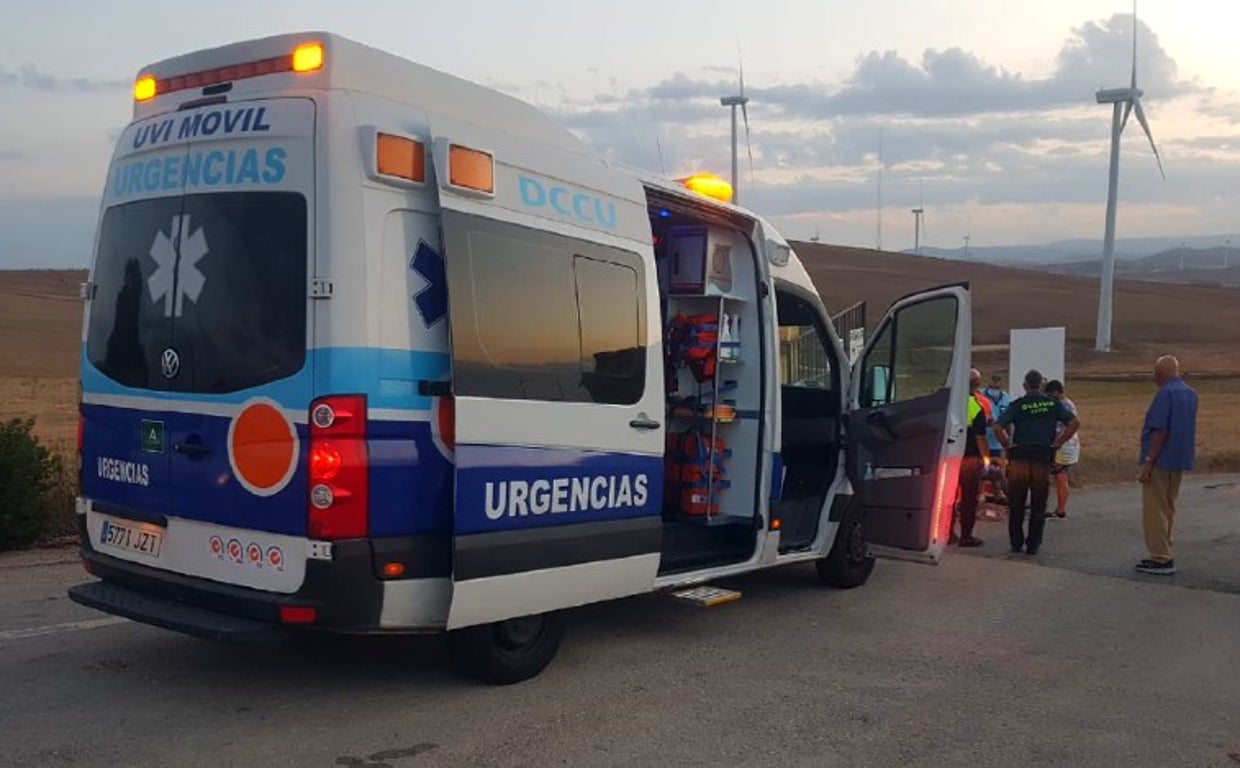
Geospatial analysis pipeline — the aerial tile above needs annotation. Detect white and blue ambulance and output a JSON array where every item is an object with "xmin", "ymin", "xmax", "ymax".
[{"xmin": 70, "ymin": 32, "xmax": 972, "ymax": 684}]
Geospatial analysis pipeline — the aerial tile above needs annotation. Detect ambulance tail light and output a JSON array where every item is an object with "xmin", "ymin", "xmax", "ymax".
[
  {"xmin": 135, "ymin": 41, "xmax": 326, "ymax": 102},
  {"xmin": 307, "ymin": 395, "xmax": 368, "ymax": 540},
  {"xmin": 930, "ymin": 455, "xmax": 962, "ymax": 550}
]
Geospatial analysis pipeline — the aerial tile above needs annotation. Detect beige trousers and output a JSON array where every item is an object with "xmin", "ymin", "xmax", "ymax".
[{"xmin": 1142, "ymin": 467, "xmax": 1182, "ymax": 564}]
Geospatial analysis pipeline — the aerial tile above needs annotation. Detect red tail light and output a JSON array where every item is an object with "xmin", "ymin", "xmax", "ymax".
[
  {"xmin": 279, "ymin": 605, "xmax": 317, "ymax": 624},
  {"xmin": 307, "ymin": 395, "xmax": 368, "ymax": 540}
]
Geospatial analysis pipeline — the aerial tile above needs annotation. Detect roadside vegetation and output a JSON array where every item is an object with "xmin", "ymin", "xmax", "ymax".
[{"xmin": 0, "ymin": 417, "xmax": 76, "ymax": 550}]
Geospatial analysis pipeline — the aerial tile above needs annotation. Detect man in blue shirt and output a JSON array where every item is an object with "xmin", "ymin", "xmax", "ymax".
[{"xmin": 1136, "ymin": 355, "xmax": 1199, "ymax": 576}]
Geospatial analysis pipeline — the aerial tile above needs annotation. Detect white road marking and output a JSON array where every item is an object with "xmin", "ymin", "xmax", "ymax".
[{"xmin": 0, "ymin": 617, "xmax": 128, "ymax": 642}]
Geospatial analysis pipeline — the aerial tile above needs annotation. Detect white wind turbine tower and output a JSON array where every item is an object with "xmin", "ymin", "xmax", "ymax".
[
  {"xmin": 1094, "ymin": 5, "xmax": 1166, "ymax": 352},
  {"xmin": 720, "ymin": 57, "xmax": 754, "ymax": 205}
]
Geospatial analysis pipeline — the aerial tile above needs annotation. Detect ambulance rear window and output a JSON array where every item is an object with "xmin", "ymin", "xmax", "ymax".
[{"xmin": 86, "ymin": 192, "xmax": 307, "ymax": 393}]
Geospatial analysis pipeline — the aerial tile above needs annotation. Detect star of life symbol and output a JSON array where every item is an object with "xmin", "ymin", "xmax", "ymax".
[{"xmin": 147, "ymin": 214, "xmax": 208, "ymax": 317}]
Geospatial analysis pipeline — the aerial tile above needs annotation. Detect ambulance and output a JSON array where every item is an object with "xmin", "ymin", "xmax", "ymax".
[{"xmin": 69, "ymin": 32, "xmax": 972, "ymax": 684}]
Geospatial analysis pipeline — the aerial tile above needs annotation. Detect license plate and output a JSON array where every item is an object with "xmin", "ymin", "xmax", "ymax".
[{"xmin": 99, "ymin": 519, "xmax": 164, "ymax": 558}]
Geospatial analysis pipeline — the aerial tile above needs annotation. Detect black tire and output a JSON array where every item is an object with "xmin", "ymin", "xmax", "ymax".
[
  {"xmin": 816, "ymin": 500, "xmax": 875, "ymax": 589},
  {"xmin": 446, "ymin": 612, "xmax": 565, "ymax": 685}
]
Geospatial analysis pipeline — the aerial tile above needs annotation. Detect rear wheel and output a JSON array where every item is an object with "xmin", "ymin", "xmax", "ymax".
[
  {"xmin": 816, "ymin": 500, "xmax": 875, "ymax": 588},
  {"xmin": 446, "ymin": 612, "xmax": 565, "ymax": 685}
]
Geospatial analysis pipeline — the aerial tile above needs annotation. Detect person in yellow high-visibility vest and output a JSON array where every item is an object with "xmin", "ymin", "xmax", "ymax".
[{"xmin": 952, "ymin": 369, "xmax": 993, "ymax": 547}]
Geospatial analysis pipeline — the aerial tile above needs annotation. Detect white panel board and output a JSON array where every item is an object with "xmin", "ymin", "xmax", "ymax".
[{"xmin": 1009, "ymin": 327, "xmax": 1066, "ymax": 392}]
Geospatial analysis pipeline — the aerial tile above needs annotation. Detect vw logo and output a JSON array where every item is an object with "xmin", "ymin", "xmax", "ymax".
[{"xmin": 160, "ymin": 347, "xmax": 181, "ymax": 379}]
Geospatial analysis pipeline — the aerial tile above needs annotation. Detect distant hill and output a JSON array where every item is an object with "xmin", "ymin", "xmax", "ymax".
[
  {"xmin": 1040, "ymin": 246, "xmax": 1240, "ymax": 288},
  {"xmin": 915, "ymin": 234, "xmax": 1237, "ymax": 267},
  {"xmin": 792, "ymin": 241, "xmax": 1240, "ymax": 376}
]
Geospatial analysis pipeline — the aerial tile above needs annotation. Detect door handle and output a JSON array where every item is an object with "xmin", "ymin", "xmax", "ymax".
[
  {"xmin": 866, "ymin": 410, "xmax": 899, "ymax": 440},
  {"xmin": 173, "ymin": 441, "xmax": 211, "ymax": 457},
  {"xmin": 629, "ymin": 415, "xmax": 662, "ymax": 431}
]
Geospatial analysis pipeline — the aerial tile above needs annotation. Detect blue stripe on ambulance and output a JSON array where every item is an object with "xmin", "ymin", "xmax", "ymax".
[{"xmin": 81, "ymin": 346, "xmax": 453, "ymax": 537}]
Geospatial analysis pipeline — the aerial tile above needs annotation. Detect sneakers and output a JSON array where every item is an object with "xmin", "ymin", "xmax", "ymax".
[
  {"xmin": 1135, "ymin": 559, "xmax": 1176, "ymax": 575},
  {"xmin": 958, "ymin": 536, "xmax": 985, "ymax": 548}
]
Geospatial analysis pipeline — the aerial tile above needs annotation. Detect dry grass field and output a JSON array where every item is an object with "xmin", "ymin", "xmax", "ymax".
[{"xmin": 2, "ymin": 246, "xmax": 1238, "ymax": 488}]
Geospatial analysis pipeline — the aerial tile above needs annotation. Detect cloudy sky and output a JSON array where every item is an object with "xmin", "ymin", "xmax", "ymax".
[{"xmin": 3, "ymin": 0, "xmax": 1240, "ymax": 267}]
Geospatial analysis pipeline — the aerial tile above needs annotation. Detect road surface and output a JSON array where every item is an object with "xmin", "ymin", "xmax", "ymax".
[{"xmin": 1, "ymin": 476, "xmax": 1238, "ymax": 767}]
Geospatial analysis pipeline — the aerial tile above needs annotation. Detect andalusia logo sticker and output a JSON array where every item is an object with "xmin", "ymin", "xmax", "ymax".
[{"xmin": 227, "ymin": 398, "xmax": 300, "ymax": 497}]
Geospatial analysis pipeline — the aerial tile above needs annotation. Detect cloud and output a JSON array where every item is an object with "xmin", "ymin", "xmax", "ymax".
[
  {"xmin": 0, "ymin": 149, "xmax": 26, "ymax": 161},
  {"xmin": 540, "ymin": 12, "xmax": 1210, "ymax": 222},
  {"xmin": 0, "ymin": 64, "xmax": 127, "ymax": 93}
]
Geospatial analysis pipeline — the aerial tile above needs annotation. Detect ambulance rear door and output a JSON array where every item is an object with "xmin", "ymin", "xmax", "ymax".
[
  {"xmin": 430, "ymin": 120, "xmax": 665, "ymax": 629},
  {"xmin": 845, "ymin": 284, "xmax": 971, "ymax": 564}
]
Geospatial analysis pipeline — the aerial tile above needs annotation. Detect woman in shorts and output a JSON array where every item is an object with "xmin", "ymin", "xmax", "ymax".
[{"xmin": 1044, "ymin": 380, "xmax": 1079, "ymax": 518}]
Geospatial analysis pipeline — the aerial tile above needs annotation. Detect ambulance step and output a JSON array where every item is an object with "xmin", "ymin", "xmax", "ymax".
[{"xmin": 671, "ymin": 585, "xmax": 742, "ymax": 607}]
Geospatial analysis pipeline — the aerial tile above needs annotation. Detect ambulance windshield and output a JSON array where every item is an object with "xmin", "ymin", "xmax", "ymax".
[{"xmin": 85, "ymin": 191, "xmax": 307, "ymax": 393}]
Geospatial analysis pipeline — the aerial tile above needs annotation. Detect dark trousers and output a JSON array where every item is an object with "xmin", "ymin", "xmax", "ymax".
[
  {"xmin": 1007, "ymin": 451, "xmax": 1051, "ymax": 552},
  {"xmin": 956, "ymin": 455, "xmax": 983, "ymax": 539}
]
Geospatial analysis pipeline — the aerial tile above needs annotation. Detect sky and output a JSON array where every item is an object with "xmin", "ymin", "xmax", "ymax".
[{"xmin": 3, "ymin": 0, "xmax": 1240, "ymax": 267}]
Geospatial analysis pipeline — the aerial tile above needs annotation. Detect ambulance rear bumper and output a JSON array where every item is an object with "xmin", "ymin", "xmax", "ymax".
[
  {"xmin": 69, "ymin": 580, "xmax": 287, "ymax": 646},
  {"xmin": 72, "ymin": 540, "xmax": 378, "ymax": 635}
]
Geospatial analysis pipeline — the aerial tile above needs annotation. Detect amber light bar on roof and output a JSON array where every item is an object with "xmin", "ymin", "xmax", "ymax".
[{"xmin": 134, "ymin": 42, "xmax": 324, "ymax": 102}]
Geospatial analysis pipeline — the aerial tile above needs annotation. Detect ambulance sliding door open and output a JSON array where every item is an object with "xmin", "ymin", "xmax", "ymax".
[
  {"xmin": 846, "ymin": 285, "xmax": 971, "ymax": 564},
  {"xmin": 433, "ymin": 135, "xmax": 666, "ymax": 629},
  {"xmin": 652, "ymin": 205, "xmax": 764, "ymax": 576}
]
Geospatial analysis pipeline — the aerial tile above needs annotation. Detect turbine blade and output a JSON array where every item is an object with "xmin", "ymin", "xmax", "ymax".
[
  {"xmin": 1132, "ymin": 98, "xmax": 1166, "ymax": 179},
  {"xmin": 742, "ymin": 101, "xmax": 755, "ymax": 190},
  {"xmin": 1121, "ymin": 100, "xmax": 1133, "ymax": 132},
  {"xmin": 1131, "ymin": 0, "xmax": 1139, "ymax": 89}
]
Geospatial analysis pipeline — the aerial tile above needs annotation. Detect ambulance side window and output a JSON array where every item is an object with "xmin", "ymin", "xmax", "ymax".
[
  {"xmin": 860, "ymin": 296, "xmax": 957, "ymax": 406},
  {"xmin": 448, "ymin": 215, "xmax": 646, "ymax": 405}
]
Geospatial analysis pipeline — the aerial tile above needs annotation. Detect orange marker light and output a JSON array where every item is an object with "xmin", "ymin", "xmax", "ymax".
[
  {"xmin": 448, "ymin": 144, "xmax": 495, "ymax": 193},
  {"xmin": 681, "ymin": 173, "xmax": 733, "ymax": 203},
  {"xmin": 376, "ymin": 133, "xmax": 426, "ymax": 183},
  {"xmin": 133, "ymin": 75, "xmax": 157, "ymax": 102},
  {"xmin": 771, "ymin": 518, "xmax": 782, "ymax": 531},
  {"xmin": 292, "ymin": 43, "xmax": 324, "ymax": 73},
  {"xmin": 381, "ymin": 562, "xmax": 406, "ymax": 578}
]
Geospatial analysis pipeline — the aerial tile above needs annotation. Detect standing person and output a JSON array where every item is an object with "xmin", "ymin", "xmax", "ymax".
[
  {"xmin": 953, "ymin": 369, "xmax": 991, "ymax": 547},
  {"xmin": 1044, "ymin": 380, "xmax": 1080, "ymax": 518},
  {"xmin": 980, "ymin": 373, "xmax": 1011, "ymax": 503},
  {"xmin": 996, "ymin": 370, "xmax": 1080, "ymax": 555},
  {"xmin": 1136, "ymin": 355, "xmax": 1199, "ymax": 576}
]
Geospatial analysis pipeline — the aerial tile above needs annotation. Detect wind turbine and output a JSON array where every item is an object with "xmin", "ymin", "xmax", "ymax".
[
  {"xmin": 720, "ymin": 57, "xmax": 753, "ymax": 205},
  {"xmin": 1094, "ymin": 5, "xmax": 1166, "ymax": 352}
]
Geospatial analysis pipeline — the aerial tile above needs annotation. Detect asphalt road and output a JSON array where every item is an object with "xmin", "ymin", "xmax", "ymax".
[{"xmin": 2, "ymin": 477, "xmax": 1239, "ymax": 768}]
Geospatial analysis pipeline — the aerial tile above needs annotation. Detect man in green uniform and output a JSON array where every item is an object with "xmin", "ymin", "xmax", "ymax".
[{"xmin": 996, "ymin": 370, "xmax": 1080, "ymax": 555}]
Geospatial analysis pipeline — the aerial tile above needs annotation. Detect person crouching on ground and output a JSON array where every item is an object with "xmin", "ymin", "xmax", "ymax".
[
  {"xmin": 952, "ymin": 369, "xmax": 992, "ymax": 547},
  {"xmin": 1044, "ymin": 379, "xmax": 1080, "ymax": 519},
  {"xmin": 981, "ymin": 373, "xmax": 1011, "ymax": 503},
  {"xmin": 1136, "ymin": 355, "xmax": 1199, "ymax": 576},
  {"xmin": 995, "ymin": 370, "xmax": 1080, "ymax": 555}
]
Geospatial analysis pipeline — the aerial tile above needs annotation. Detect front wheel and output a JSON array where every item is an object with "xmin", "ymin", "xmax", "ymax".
[
  {"xmin": 446, "ymin": 612, "xmax": 565, "ymax": 685},
  {"xmin": 816, "ymin": 501, "xmax": 875, "ymax": 589}
]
